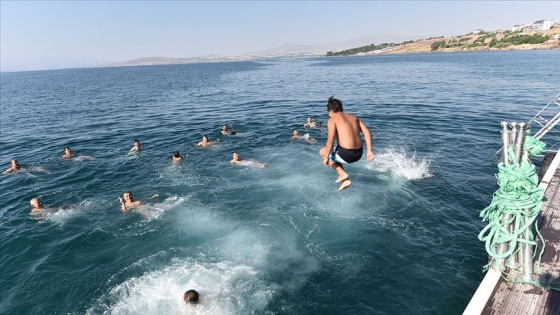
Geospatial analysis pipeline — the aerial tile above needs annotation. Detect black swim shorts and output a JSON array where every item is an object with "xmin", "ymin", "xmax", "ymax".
[{"xmin": 329, "ymin": 145, "xmax": 363, "ymax": 164}]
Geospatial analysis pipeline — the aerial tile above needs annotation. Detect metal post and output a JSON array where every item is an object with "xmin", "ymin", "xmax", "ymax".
[
  {"xmin": 505, "ymin": 122, "xmax": 520, "ymax": 269},
  {"xmin": 509, "ymin": 122, "xmax": 518, "ymax": 148},
  {"xmin": 517, "ymin": 123, "xmax": 534, "ymax": 281},
  {"xmin": 496, "ymin": 122, "xmax": 510, "ymax": 270},
  {"xmin": 515, "ymin": 123, "xmax": 526, "ymax": 164}
]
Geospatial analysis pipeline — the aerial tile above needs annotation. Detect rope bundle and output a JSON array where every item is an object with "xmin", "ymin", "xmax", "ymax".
[{"xmin": 478, "ymin": 136, "xmax": 546, "ymax": 278}]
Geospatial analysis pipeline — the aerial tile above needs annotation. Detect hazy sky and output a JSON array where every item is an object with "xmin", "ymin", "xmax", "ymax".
[{"xmin": 1, "ymin": 1, "xmax": 558, "ymax": 71}]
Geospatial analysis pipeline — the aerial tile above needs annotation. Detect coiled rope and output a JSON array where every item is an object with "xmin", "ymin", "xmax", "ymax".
[{"xmin": 478, "ymin": 135, "xmax": 559, "ymax": 289}]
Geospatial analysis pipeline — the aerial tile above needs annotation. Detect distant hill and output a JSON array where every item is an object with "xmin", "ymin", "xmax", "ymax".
[
  {"xmin": 105, "ymin": 34, "xmax": 428, "ymax": 67},
  {"xmin": 327, "ymin": 28, "xmax": 560, "ymax": 56},
  {"xmin": 105, "ymin": 28, "xmax": 559, "ymax": 68}
]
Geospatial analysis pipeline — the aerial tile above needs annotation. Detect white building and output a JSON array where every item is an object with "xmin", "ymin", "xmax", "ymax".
[
  {"xmin": 512, "ymin": 20, "xmax": 556, "ymax": 32},
  {"xmin": 531, "ymin": 20, "xmax": 555, "ymax": 31}
]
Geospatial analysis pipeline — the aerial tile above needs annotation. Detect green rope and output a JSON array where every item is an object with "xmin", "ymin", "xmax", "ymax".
[{"xmin": 478, "ymin": 135, "xmax": 559, "ymax": 290}]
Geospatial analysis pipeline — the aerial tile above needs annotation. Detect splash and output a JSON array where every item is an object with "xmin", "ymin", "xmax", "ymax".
[{"xmin": 366, "ymin": 147, "xmax": 433, "ymax": 180}]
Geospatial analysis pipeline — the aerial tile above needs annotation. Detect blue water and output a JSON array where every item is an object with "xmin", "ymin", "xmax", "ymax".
[{"xmin": 1, "ymin": 50, "xmax": 559, "ymax": 315}]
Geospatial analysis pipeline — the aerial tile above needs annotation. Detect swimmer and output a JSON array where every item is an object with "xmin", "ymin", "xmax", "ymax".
[
  {"xmin": 196, "ymin": 135, "xmax": 219, "ymax": 147},
  {"xmin": 3, "ymin": 159, "xmax": 25, "ymax": 174},
  {"xmin": 172, "ymin": 151, "xmax": 183, "ymax": 163},
  {"xmin": 119, "ymin": 191, "xmax": 159, "ymax": 212},
  {"xmin": 304, "ymin": 117, "xmax": 318, "ymax": 129},
  {"xmin": 291, "ymin": 129, "xmax": 317, "ymax": 143},
  {"xmin": 319, "ymin": 97, "xmax": 375, "ymax": 191},
  {"xmin": 61, "ymin": 147, "xmax": 94, "ymax": 160},
  {"xmin": 129, "ymin": 139, "xmax": 141, "ymax": 153},
  {"xmin": 29, "ymin": 197, "xmax": 45, "ymax": 215},
  {"xmin": 230, "ymin": 151, "xmax": 268, "ymax": 168},
  {"xmin": 221, "ymin": 125, "xmax": 237, "ymax": 136},
  {"xmin": 183, "ymin": 289, "xmax": 199, "ymax": 304}
]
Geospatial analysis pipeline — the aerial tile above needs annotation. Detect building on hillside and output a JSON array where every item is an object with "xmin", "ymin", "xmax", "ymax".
[
  {"xmin": 512, "ymin": 24, "xmax": 529, "ymax": 32},
  {"xmin": 473, "ymin": 29, "xmax": 484, "ymax": 34},
  {"xmin": 531, "ymin": 20, "xmax": 555, "ymax": 31}
]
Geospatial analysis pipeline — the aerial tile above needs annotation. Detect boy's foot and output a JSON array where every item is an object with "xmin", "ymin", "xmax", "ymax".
[
  {"xmin": 338, "ymin": 180, "xmax": 352, "ymax": 191},
  {"xmin": 335, "ymin": 175, "xmax": 348, "ymax": 183}
]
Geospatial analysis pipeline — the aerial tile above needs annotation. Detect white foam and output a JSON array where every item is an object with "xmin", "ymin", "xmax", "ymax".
[
  {"xmin": 87, "ymin": 258, "xmax": 277, "ymax": 315},
  {"xmin": 366, "ymin": 147, "xmax": 433, "ymax": 180}
]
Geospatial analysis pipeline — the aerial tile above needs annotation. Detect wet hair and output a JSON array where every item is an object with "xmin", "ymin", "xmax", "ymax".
[
  {"xmin": 64, "ymin": 146, "xmax": 71, "ymax": 151},
  {"xmin": 133, "ymin": 139, "xmax": 140, "ymax": 144},
  {"xmin": 123, "ymin": 191, "xmax": 133, "ymax": 200},
  {"xmin": 11, "ymin": 160, "xmax": 20, "ymax": 168},
  {"xmin": 172, "ymin": 151, "xmax": 181, "ymax": 158},
  {"xmin": 327, "ymin": 96, "xmax": 343, "ymax": 113},
  {"xmin": 30, "ymin": 198, "xmax": 42, "ymax": 208},
  {"xmin": 183, "ymin": 289, "xmax": 199, "ymax": 304},
  {"xmin": 203, "ymin": 135, "xmax": 208, "ymax": 140}
]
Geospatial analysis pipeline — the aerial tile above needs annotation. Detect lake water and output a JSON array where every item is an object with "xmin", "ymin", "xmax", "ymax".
[{"xmin": 1, "ymin": 50, "xmax": 559, "ymax": 315}]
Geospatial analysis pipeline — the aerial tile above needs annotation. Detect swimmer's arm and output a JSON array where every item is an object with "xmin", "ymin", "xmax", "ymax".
[
  {"xmin": 359, "ymin": 119, "xmax": 374, "ymax": 161},
  {"xmin": 119, "ymin": 197, "xmax": 127, "ymax": 212},
  {"xmin": 2, "ymin": 168, "xmax": 13, "ymax": 174},
  {"xmin": 324, "ymin": 119, "xmax": 336, "ymax": 165},
  {"xmin": 34, "ymin": 167, "xmax": 50, "ymax": 173},
  {"xmin": 148, "ymin": 194, "xmax": 159, "ymax": 200}
]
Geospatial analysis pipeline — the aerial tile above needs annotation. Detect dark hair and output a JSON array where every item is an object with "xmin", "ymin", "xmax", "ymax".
[
  {"xmin": 133, "ymin": 139, "xmax": 140, "ymax": 143},
  {"xmin": 203, "ymin": 134, "xmax": 208, "ymax": 138},
  {"xmin": 172, "ymin": 151, "xmax": 181, "ymax": 158},
  {"xmin": 183, "ymin": 289, "xmax": 199, "ymax": 303},
  {"xmin": 64, "ymin": 146, "xmax": 71, "ymax": 151},
  {"xmin": 327, "ymin": 96, "xmax": 343, "ymax": 113}
]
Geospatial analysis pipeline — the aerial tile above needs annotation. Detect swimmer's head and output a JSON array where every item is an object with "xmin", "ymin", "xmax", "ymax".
[
  {"xmin": 202, "ymin": 135, "xmax": 209, "ymax": 141},
  {"xmin": 64, "ymin": 147, "xmax": 72, "ymax": 154},
  {"xmin": 30, "ymin": 198, "xmax": 43, "ymax": 209},
  {"xmin": 232, "ymin": 151, "xmax": 239, "ymax": 160},
  {"xmin": 327, "ymin": 96, "xmax": 343, "ymax": 113},
  {"xmin": 11, "ymin": 159, "xmax": 20, "ymax": 169},
  {"xmin": 172, "ymin": 151, "xmax": 181, "ymax": 159},
  {"xmin": 133, "ymin": 139, "xmax": 140, "ymax": 145},
  {"xmin": 222, "ymin": 125, "xmax": 228, "ymax": 130},
  {"xmin": 307, "ymin": 117, "xmax": 312, "ymax": 123},
  {"xmin": 123, "ymin": 191, "xmax": 134, "ymax": 201},
  {"xmin": 292, "ymin": 129, "xmax": 299, "ymax": 135},
  {"xmin": 183, "ymin": 289, "xmax": 199, "ymax": 304}
]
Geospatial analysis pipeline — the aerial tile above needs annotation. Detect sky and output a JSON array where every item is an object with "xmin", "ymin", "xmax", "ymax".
[{"xmin": 1, "ymin": 1, "xmax": 559, "ymax": 72}]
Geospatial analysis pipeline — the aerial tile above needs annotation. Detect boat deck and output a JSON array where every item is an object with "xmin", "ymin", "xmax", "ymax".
[{"xmin": 464, "ymin": 152, "xmax": 560, "ymax": 315}]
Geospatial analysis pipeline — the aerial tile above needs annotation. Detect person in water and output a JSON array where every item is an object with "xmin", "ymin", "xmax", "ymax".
[
  {"xmin": 319, "ymin": 96, "xmax": 374, "ymax": 191},
  {"xmin": 196, "ymin": 135, "xmax": 219, "ymax": 147},
  {"xmin": 304, "ymin": 117, "xmax": 318, "ymax": 129},
  {"xmin": 291, "ymin": 129, "xmax": 317, "ymax": 143},
  {"xmin": 183, "ymin": 289, "xmax": 199, "ymax": 304},
  {"xmin": 119, "ymin": 191, "xmax": 159, "ymax": 212},
  {"xmin": 129, "ymin": 139, "xmax": 141, "ymax": 153},
  {"xmin": 3, "ymin": 159, "xmax": 25, "ymax": 174},
  {"xmin": 230, "ymin": 151, "xmax": 268, "ymax": 168},
  {"xmin": 3, "ymin": 159, "xmax": 49, "ymax": 174},
  {"xmin": 61, "ymin": 147, "xmax": 94, "ymax": 160},
  {"xmin": 221, "ymin": 125, "xmax": 237, "ymax": 136},
  {"xmin": 172, "ymin": 151, "xmax": 183, "ymax": 163},
  {"xmin": 29, "ymin": 197, "xmax": 45, "ymax": 215}
]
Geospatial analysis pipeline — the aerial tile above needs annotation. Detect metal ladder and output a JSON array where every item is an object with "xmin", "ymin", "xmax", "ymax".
[{"xmin": 531, "ymin": 92, "xmax": 560, "ymax": 140}]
